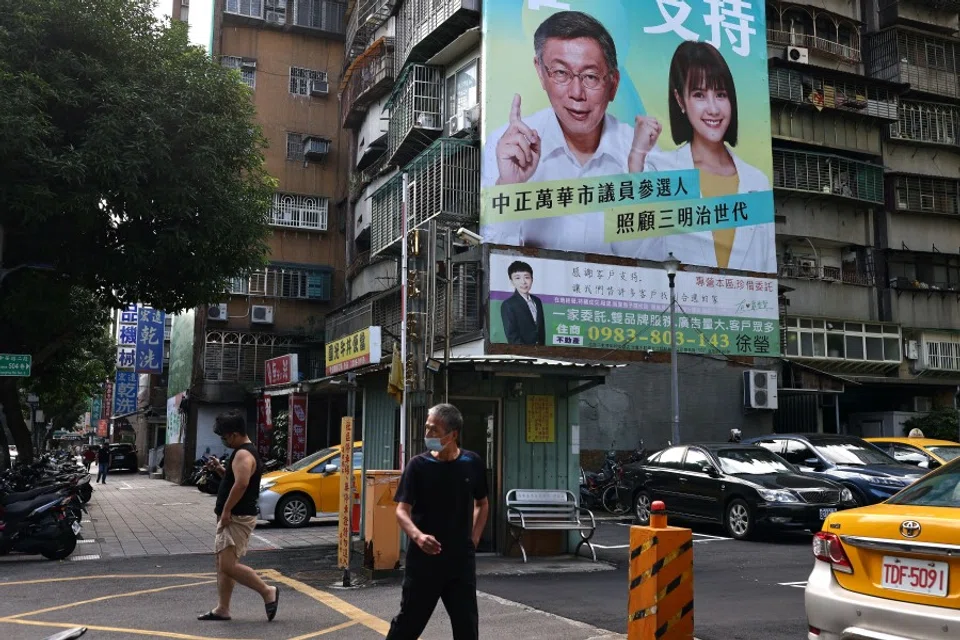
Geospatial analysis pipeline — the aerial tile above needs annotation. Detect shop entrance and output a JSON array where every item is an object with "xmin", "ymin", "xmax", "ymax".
[{"xmin": 452, "ymin": 397, "xmax": 500, "ymax": 553}]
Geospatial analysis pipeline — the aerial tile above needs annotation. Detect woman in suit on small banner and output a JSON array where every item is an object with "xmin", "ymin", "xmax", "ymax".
[
  {"xmin": 500, "ymin": 261, "xmax": 546, "ymax": 346},
  {"xmin": 626, "ymin": 41, "xmax": 775, "ymax": 273}
]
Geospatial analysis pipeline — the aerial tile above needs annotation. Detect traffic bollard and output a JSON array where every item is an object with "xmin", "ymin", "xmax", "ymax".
[{"xmin": 628, "ymin": 500, "xmax": 694, "ymax": 640}]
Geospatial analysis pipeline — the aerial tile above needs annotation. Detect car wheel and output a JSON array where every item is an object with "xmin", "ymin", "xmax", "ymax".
[
  {"xmin": 725, "ymin": 499, "xmax": 754, "ymax": 540},
  {"xmin": 276, "ymin": 494, "xmax": 313, "ymax": 528},
  {"xmin": 634, "ymin": 490, "xmax": 652, "ymax": 525}
]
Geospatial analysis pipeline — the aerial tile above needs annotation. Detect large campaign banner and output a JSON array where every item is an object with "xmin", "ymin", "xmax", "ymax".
[
  {"xmin": 489, "ymin": 252, "xmax": 780, "ymax": 356},
  {"xmin": 481, "ymin": 1, "xmax": 775, "ymax": 274}
]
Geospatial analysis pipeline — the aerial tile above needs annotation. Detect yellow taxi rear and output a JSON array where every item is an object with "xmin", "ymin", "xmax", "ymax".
[{"xmin": 805, "ymin": 459, "xmax": 960, "ymax": 640}]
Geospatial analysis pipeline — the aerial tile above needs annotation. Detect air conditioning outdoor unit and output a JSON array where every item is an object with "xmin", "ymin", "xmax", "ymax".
[
  {"xmin": 207, "ymin": 303, "xmax": 228, "ymax": 321},
  {"xmin": 446, "ymin": 115, "xmax": 460, "ymax": 136},
  {"xmin": 265, "ymin": 10, "xmax": 285, "ymax": 24},
  {"xmin": 303, "ymin": 136, "xmax": 331, "ymax": 160},
  {"xmin": 744, "ymin": 370, "xmax": 779, "ymax": 410},
  {"xmin": 798, "ymin": 258, "xmax": 817, "ymax": 277},
  {"xmin": 906, "ymin": 340, "xmax": 920, "ymax": 360},
  {"xmin": 251, "ymin": 305, "xmax": 274, "ymax": 324},
  {"xmin": 310, "ymin": 79, "xmax": 329, "ymax": 97},
  {"xmin": 240, "ymin": 58, "xmax": 257, "ymax": 70},
  {"xmin": 786, "ymin": 46, "xmax": 809, "ymax": 64}
]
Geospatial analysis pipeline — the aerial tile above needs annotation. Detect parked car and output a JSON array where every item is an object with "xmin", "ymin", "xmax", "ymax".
[
  {"xmin": 805, "ymin": 457, "xmax": 960, "ymax": 639},
  {"xmin": 867, "ymin": 437, "xmax": 960, "ymax": 470},
  {"xmin": 743, "ymin": 434, "xmax": 925, "ymax": 506},
  {"xmin": 108, "ymin": 443, "xmax": 139, "ymax": 472},
  {"xmin": 618, "ymin": 443, "xmax": 856, "ymax": 540},
  {"xmin": 258, "ymin": 442, "xmax": 362, "ymax": 528}
]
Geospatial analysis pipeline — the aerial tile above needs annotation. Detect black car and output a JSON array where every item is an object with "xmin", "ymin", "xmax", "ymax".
[
  {"xmin": 109, "ymin": 443, "xmax": 139, "ymax": 472},
  {"xmin": 618, "ymin": 444, "xmax": 856, "ymax": 540}
]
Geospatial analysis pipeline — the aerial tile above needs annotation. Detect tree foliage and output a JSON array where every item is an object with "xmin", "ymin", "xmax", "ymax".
[
  {"xmin": 0, "ymin": 0, "xmax": 274, "ymax": 310},
  {"xmin": 0, "ymin": 0, "xmax": 275, "ymax": 462},
  {"xmin": 903, "ymin": 407, "xmax": 960, "ymax": 443}
]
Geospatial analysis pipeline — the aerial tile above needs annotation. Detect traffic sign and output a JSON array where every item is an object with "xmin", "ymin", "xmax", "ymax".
[{"xmin": 0, "ymin": 354, "xmax": 31, "ymax": 377}]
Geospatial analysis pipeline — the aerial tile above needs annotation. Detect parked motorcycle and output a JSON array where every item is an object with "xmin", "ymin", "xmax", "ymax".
[
  {"xmin": 196, "ymin": 455, "xmax": 227, "ymax": 495},
  {"xmin": 0, "ymin": 493, "xmax": 82, "ymax": 560},
  {"xmin": 580, "ymin": 449, "xmax": 626, "ymax": 514}
]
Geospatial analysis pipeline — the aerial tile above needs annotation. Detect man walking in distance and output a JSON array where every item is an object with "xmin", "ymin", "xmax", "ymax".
[
  {"xmin": 387, "ymin": 403, "xmax": 490, "ymax": 640},
  {"xmin": 96, "ymin": 445, "xmax": 110, "ymax": 484},
  {"xmin": 198, "ymin": 411, "xmax": 280, "ymax": 622}
]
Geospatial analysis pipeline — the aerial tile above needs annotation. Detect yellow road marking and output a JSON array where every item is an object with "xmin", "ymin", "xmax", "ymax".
[
  {"xmin": 287, "ymin": 619, "xmax": 360, "ymax": 640},
  {"xmin": 0, "ymin": 618, "xmax": 256, "ymax": 640},
  {"xmin": 261, "ymin": 569, "xmax": 392, "ymax": 636},
  {"xmin": 0, "ymin": 573, "xmax": 216, "ymax": 587},
  {"xmin": 4, "ymin": 580, "xmax": 215, "ymax": 620}
]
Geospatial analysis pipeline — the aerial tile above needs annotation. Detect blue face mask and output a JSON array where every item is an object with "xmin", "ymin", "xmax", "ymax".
[{"xmin": 425, "ymin": 437, "xmax": 444, "ymax": 452}]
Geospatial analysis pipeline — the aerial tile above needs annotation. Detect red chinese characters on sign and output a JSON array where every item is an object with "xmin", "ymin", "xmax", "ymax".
[
  {"xmin": 287, "ymin": 393, "xmax": 308, "ymax": 464},
  {"xmin": 97, "ymin": 419, "xmax": 108, "ymax": 438},
  {"xmin": 265, "ymin": 354, "xmax": 299, "ymax": 387},
  {"xmin": 102, "ymin": 382, "xmax": 114, "ymax": 421},
  {"xmin": 256, "ymin": 397, "xmax": 273, "ymax": 459}
]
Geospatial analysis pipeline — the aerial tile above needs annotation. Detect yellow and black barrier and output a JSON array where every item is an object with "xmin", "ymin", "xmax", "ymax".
[{"xmin": 628, "ymin": 500, "xmax": 694, "ymax": 640}]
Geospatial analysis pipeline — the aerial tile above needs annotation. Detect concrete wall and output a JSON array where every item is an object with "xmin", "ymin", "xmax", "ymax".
[
  {"xmin": 883, "ymin": 144, "xmax": 960, "ymax": 177},
  {"xmin": 577, "ymin": 357, "xmax": 776, "ymax": 455},
  {"xmin": 771, "ymin": 106, "xmax": 882, "ymax": 157},
  {"xmin": 886, "ymin": 289, "xmax": 960, "ymax": 330},
  {"xmin": 351, "ymin": 260, "xmax": 397, "ymax": 299},
  {"xmin": 775, "ymin": 197, "xmax": 874, "ymax": 247},
  {"xmin": 883, "ymin": 212, "xmax": 960, "ymax": 252},
  {"xmin": 781, "ymin": 278, "xmax": 877, "ymax": 321},
  {"xmin": 878, "ymin": 0, "xmax": 960, "ymax": 31}
]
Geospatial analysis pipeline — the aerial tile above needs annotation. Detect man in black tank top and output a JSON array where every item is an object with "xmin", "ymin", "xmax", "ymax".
[{"xmin": 198, "ymin": 411, "xmax": 280, "ymax": 623}]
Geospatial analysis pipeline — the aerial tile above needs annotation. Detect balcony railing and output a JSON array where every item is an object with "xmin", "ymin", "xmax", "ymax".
[
  {"xmin": 779, "ymin": 263, "xmax": 873, "ymax": 286},
  {"xmin": 767, "ymin": 29, "xmax": 860, "ymax": 62},
  {"xmin": 867, "ymin": 29, "xmax": 960, "ymax": 98},
  {"xmin": 892, "ymin": 174, "xmax": 960, "ymax": 215},
  {"xmin": 769, "ymin": 67, "xmax": 899, "ymax": 120},
  {"xmin": 384, "ymin": 64, "xmax": 444, "ymax": 169},
  {"xmin": 405, "ymin": 138, "xmax": 479, "ymax": 231},
  {"xmin": 890, "ymin": 100, "xmax": 960, "ymax": 146},
  {"xmin": 395, "ymin": 0, "xmax": 480, "ymax": 74},
  {"xmin": 340, "ymin": 38, "xmax": 395, "ymax": 129},
  {"xmin": 773, "ymin": 148, "xmax": 885, "ymax": 204},
  {"xmin": 344, "ymin": 0, "xmax": 395, "ymax": 62},
  {"xmin": 890, "ymin": 276, "xmax": 960, "ymax": 293},
  {"xmin": 270, "ymin": 193, "xmax": 329, "ymax": 231}
]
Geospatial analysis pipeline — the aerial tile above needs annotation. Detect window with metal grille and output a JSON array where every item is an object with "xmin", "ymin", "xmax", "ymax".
[
  {"xmin": 893, "ymin": 101, "xmax": 959, "ymax": 144},
  {"xmin": 289, "ymin": 67, "xmax": 328, "ymax": 95},
  {"xmin": 226, "ymin": 0, "xmax": 263, "ymax": 18},
  {"xmin": 287, "ymin": 132, "xmax": 306, "ymax": 161},
  {"xmin": 446, "ymin": 58, "xmax": 479, "ymax": 123},
  {"xmin": 232, "ymin": 265, "xmax": 332, "ymax": 300},
  {"xmin": 293, "ymin": 0, "xmax": 346, "ymax": 33},
  {"xmin": 926, "ymin": 42, "xmax": 948, "ymax": 70},
  {"xmin": 925, "ymin": 336, "xmax": 960, "ymax": 371},
  {"xmin": 785, "ymin": 318, "xmax": 901, "ymax": 362},
  {"xmin": 220, "ymin": 56, "xmax": 256, "ymax": 89},
  {"xmin": 271, "ymin": 193, "xmax": 328, "ymax": 230},
  {"xmin": 893, "ymin": 175, "xmax": 960, "ymax": 215}
]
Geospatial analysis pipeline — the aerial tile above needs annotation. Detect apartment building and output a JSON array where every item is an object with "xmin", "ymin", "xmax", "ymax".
[
  {"xmin": 329, "ymin": 1, "xmax": 960, "ymax": 471},
  {"xmin": 164, "ymin": 0, "xmax": 349, "ymax": 481},
  {"xmin": 768, "ymin": 0, "xmax": 960, "ymax": 437}
]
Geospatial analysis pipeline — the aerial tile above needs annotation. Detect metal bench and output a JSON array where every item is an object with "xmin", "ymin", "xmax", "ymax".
[{"xmin": 505, "ymin": 489, "xmax": 597, "ymax": 563}]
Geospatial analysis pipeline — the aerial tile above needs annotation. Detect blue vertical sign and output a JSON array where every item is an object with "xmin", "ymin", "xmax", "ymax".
[
  {"xmin": 117, "ymin": 303, "xmax": 138, "ymax": 370},
  {"xmin": 135, "ymin": 308, "xmax": 165, "ymax": 374},
  {"xmin": 113, "ymin": 371, "xmax": 138, "ymax": 416}
]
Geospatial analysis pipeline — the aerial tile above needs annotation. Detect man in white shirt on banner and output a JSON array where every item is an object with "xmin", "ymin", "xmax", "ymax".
[{"xmin": 481, "ymin": 10, "xmax": 661, "ymax": 254}]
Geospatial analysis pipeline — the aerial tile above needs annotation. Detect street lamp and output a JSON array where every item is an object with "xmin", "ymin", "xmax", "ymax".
[{"xmin": 662, "ymin": 252, "xmax": 681, "ymax": 446}]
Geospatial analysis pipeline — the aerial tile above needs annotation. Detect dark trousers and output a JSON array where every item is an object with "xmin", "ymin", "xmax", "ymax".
[
  {"xmin": 386, "ymin": 556, "xmax": 478, "ymax": 640},
  {"xmin": 97, "ymin": 462, "xmax": 109, "ymax": 483}
]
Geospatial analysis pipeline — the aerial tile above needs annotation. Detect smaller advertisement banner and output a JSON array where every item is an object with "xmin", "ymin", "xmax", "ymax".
[
  {"xmin": 166, "ymin": 393, "xmax": 184, "ymax": 445},
  {"xmin": 103, "ymin": 382, "xmax": 114, "ymax": 421},
  {"xmin": 338, "ymin": 416, "xmax": 354, "ymax": 570},
  {"xmin": 288, "ymin": 393, "xmax": 308, "ymax": 464},
  {"xmin": 325, "ymin": 327, "xmax": 382, "ymax": 376},
  {"xmin": 135, "ymin": 307, "xmax": 165, "ymax": 374},
  {"xmin": 265, "ymin": 354, "xmax": 299, "ymax": 387},
  {"xmin": 256, "ymin": 396, "xmax": 273, "ymax": 460},
  {"xmin": 90, "ymin": 397, "xmax": 103, "ymax": 428},
  {"xmin": 97, "ymin": 419, "xmax": 108, "ymax": 438},
  {"xmin": 113, "ymin": 371, "xmax": 139, "ymax": 417},
  {"xmin": 526, "ymin": 395, "xmax": 556, "ymax": 443}
]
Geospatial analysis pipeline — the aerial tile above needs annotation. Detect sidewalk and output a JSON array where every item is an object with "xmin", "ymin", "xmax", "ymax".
[{"xmin": 67, "ymin": 472, "xmax": 338, "ymax": 561}]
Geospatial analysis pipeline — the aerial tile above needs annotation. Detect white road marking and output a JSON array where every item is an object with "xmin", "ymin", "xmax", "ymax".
[
  {"xmin": 779, "ymin": 581, "xmax": 808, "ymax": 588},
  {"xmin": 251, "ymin": 534, "xmax": 279, "ymax": 549}
]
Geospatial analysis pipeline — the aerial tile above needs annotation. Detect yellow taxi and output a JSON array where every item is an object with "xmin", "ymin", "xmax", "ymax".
[
  {"xmin": 805, "ymin": 458, "xmax": 960, "ymax": 639},
  {"xmin": 257, "ymin": 442, "xmax": 362, "ymax": 527},
  {"xmin": 867, "ymin": 437, "xmax": 960, "ymax": 470}
]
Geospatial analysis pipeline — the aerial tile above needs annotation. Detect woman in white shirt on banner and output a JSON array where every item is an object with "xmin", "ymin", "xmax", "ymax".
[{"xmin": 624, "ymin": 41, "xmax": 775, "ymax": 274}]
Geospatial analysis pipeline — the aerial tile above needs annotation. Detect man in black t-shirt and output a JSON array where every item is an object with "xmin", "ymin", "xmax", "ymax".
[{"xmin": 387, "ymin": 403, "xmax": 489, "ymax": 640}]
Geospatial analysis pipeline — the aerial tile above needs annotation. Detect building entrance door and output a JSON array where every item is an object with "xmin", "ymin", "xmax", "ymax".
[{"xmin": 451, "ymin": 398, "xmax": 499, "ymax": 552}]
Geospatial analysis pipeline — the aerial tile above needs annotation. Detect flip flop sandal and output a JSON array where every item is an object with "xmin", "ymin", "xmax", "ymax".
[
  {"xmin": 265, "ymin": 586, "xmax": 280, "ymax": 622},
  {"xmin": 198, "ymin": 610, "xmax": 232, "ymax": 621}
]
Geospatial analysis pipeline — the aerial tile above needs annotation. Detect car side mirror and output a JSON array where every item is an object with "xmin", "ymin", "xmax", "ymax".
[
  {"xmin": 323, "ymin": 464, "xmax": 338, "ymax": 474},
  {"xmin": 804, "ymin": 457, "xmax": 822, "ymax": 470},
  {"xmin": 704, "ymin": 465, "xmax": 720, "ymax": 477}
]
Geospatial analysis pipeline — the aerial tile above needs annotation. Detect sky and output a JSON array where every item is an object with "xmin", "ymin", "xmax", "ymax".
[{"xmin": 153, "ymin": 0, "xmax": 213, "ymax": 51}]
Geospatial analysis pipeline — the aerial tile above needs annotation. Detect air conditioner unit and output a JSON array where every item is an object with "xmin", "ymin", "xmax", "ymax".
[
  {"xmin": 921, "ymin": 194, "xmax": 935, "ymax": 210},
  {"xmin": 744, "ymin": 370, "xmax": 779, "ymax": 410},
  {"xmin": 303, "ymin": 136, "xmax": 331, "ymax": 160},
  {"xmin": 309, "ymin": 79, "xmax": 329, "ymax": 97},
  {"xmin": 265, "ymin": 10, "xmax": 285, "ymax": 25},
  {"xmin": 251, "ymin": 305, "xmax": 274, "ymax": 324},
  {"xmin": 913, "ymin": 396, "xmax": 933, "ymax": 413},
  {"xmin": 798, "ymin": 258, "xmax": 817, "ymax": 277},
  {"xmin": 465, "ymin": 103, "xmax": 480, "ymax": 126},
  {"xmin": 207, "ymin": 304, "xmax": 228, "ymax": 321},
  {"xmin": 786, "ymin": 46, "xmax": 809, "ymax": 64},
  {"xmin": 240, "ymin": 58, "xmax": 257, "ymax": 70},
  {"xmin": 446, "ymin": 115, "xmax": 460, "ymax": 136},
  {"xmin": 906, "ymin": 340, "xmax": 920, "ymax": 360}
]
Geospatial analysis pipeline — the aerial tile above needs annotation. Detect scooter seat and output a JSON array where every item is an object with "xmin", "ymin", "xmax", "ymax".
[
  {"xmin": 1, "ymin": 485, "xmax": 62, "ymax": 506},
  {"xmin": 2, "ymin": 494, "xmax": 62, "ymax": 520}
]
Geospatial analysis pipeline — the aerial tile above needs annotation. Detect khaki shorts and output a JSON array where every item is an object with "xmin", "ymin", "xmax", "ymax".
[{"xmin": 214, "ymin": 515, "xmax": 258, "ymax": 558}]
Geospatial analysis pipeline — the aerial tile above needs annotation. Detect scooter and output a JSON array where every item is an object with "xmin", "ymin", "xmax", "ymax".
[{"xmin": 0, "ymin": 494, "xmax": 81, "ymax": 560}]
